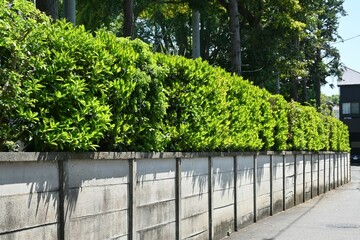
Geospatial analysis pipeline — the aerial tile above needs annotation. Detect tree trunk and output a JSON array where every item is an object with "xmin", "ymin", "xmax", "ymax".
[
  {"xmin": 36, "ymin": 0, "xmax": 58, "ymax": 20},
  {"xmin": 200, "ymin": 16, "xmax": 210, "ymax": 60},
  {"xmin": 63, "ymin": 0, "xmax": 76, "ymax": 25},
  {"xmin": 292, "ymin": 77, "xmax": 299, "ymax": 101},
  {"xmin": 192, "ymin": 10, "xmax": 200, "ymax": 59},
  {"xmin": 315, "ymin": 50, "xmax": 322, "ymax": 109},
  {"xmin": 124, "ymin": 0, "xmax": 134, "ymax": 38},
  {"xmin": 315, "ymin": 77, "xmax": 321, "ymax": 109},
  {"xmin": 175, "ymin": 18, "xmax": 189, "ymax": 56},
  {"xmin": 302, "ymin": 77, "xmax": 308, "ymax": 104},
  {"xmin": 228, "ymin": 0, "xmax": 241, "ymax": 75}
]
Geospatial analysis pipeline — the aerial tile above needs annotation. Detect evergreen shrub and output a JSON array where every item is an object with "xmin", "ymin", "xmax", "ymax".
[{"xmin": 0, "ymin": 0, "xmax": 350, "ymax": 152}]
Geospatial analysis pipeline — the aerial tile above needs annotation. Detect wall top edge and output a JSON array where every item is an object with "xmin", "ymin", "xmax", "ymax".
[{"xmin": 0, "ymin": 151, "xmax": 345, "ymax": 162}]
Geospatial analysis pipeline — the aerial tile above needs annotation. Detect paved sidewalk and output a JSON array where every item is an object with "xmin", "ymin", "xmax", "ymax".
[{"xmin": 223, "ymin": 166, "xmax": 360, "ymax": 240}]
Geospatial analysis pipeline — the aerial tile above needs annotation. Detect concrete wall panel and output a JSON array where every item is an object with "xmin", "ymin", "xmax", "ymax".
[
  {"xmin": 136, "ymin": 179, "xmax": 175, "ymax": 205},
  {"xmin": 66, "ymin": 160, "xmax": 128, "ymax": 188},
  {"xmin": 136, "ymin": 200, "xmax": 175, "ymax": 231},
  {"xmin": 69, "ymin": 209, "xmax": 128, "ymax": 240},
  {"xmin": 213, "ymin": 204, "xmax": 234, "ymax": 239},
  {"xmin": 295, "ymin": 156, "xmax": 304, "ymax": 204},
  {"xmin": 67, "ymin": 184, "xmax": 128, "ymax": 218},
  {"xmin": 181, "ymin": 212, "xmax": 208, "ymax": 240},
  {"xmin": 181, "ymin": 194, "xmax": 208, "ymax": 219},
  {"xmin": 0, "ymin": 162, "xmax": 58, "ymax": 196},
  {"xmin": 319, "ymin": 155, "xmax": 325, "ymax": 194},
  {"xmin": 238, "ymin": 184, "xmax": 253, "ymax": 202},
  {"xmin": 137, "ymin": 222, "xmax": 176, "ymax": 240},
  {"xmin": 181, "ymin": 176, "xmax": 208, "ymax": 198},
  {"xmin": 137, "ymin": 158, "xmax": 176, "ymax": 181},
  {"xmin": 181, "ymin": 157, "xmax": 209, "ymax": 240},
  {"xmin": 0, "ymin": 161, "xmax": 59, "ymax": 238},
  {"xmin": 212, "ymin": 157, "xmax": 235, "ymax": 239},
  {"xmin": 237, "ymin": 155, "xmax": 254, "ymax": 170},
  {"xmin": 0, "ymin": 193, "xmax": 58, "ymax": 233},
  {"xmin": 181, "ymin": 158, "xmax": 209, "ymax": 176},
  {"xmin": 0, "ymin": 223, "xmax": 58, "ymax": 240},
  {"xmin": 312, "ymin": 156, "xmax": 319, "ymax": 197}
]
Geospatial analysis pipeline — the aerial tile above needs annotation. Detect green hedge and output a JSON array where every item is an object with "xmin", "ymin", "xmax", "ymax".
[{"xmin": 0, "ymin": 0, "xmax": 350, "ymax": 152}]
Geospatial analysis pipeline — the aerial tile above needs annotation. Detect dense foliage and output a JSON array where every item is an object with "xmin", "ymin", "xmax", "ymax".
[
  {"xmin": 0, "ymin": 0, "xmax": 350, "ymax": 152},
  {"xmin": 74, "ymin": 0, "xmax": 345, "ymax": 105}
]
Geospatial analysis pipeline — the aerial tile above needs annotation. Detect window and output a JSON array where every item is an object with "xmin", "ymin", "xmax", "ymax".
[
  {"xmin": 343, "ymin": 103, "xmax": 351, "ymax": 114},
  {"xmin": 342, "ymin": 102, "xmax": 359, "ymax": 114},
  {"xmin": 352, "ymin": 102, "xmax": 359, "ymax": 114}
]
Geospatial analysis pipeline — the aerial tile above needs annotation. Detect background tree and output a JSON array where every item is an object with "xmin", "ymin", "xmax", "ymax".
[
  {"xmin": 35, "ymin": 0, "xmax": 58, "ymax": 20},
  {"xmin": 69, "ymin": 0, "xmax": 345, "ymax": 108}
]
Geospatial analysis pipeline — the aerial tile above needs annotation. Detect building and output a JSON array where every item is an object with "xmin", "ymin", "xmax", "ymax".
[{"xmin": 338, "ymin": 67, "xmax": 360, "ymax": 162}]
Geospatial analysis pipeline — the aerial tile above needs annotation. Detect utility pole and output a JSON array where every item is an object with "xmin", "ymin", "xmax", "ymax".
[
  {"xmin": 192, "ymin": 10, "xmax": 200, "ymax": 59},
  {"xmin": 63, "ymin": 0, "xmax": 76, "ymax": 25}
]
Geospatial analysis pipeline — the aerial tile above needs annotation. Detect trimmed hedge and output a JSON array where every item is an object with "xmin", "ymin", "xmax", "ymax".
[{"xmin": 0, "ymin": 0, "xmax": 350, "ymax": 152}]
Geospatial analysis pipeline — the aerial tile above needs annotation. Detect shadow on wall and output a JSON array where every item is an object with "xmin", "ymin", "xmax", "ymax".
[{"xmin": 0, "ymin": 152, "xmax": 65, "ymax": 238}]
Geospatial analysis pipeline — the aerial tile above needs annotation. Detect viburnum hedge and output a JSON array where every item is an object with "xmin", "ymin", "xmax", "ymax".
[{"xmin": 0, "ymin": 0, "xmax": 350, "ymax": 152}]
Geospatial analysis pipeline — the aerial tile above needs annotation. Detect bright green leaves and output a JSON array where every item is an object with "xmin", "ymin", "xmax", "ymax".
[
  {"xmin": 158, "ymin": 53, "xmax": 349, "ymax": 152},
  {"xmin": 0, "ymin": 0, "xmax": 350, "ymax": 152},
  {"xmin": 0, "ymin": 1, "xmax": 113, "ymax": 151}
]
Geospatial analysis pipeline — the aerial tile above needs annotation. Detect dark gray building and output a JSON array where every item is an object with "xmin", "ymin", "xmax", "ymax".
[{"xmin": 338, "ymin": 67, "xmax": 360, "ymax": 162}]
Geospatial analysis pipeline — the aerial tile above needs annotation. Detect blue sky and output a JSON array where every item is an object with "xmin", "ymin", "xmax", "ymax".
[{"xmin": 322, "ymin": 0, "xmax": 360, "ymax": 95}]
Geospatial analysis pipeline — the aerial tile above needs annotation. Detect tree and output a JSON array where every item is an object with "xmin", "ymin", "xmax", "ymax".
[
  {"xmin": 228, "ymin": 0, "xmax": 241, "ymax": 75},
  {"xmin": 77, "ymin": 0, "xmax": 121, "ymax": 33},
  {"xmin": 73, "ymin": 0, "xmax": 345, "ymax": 108},
  {"xmin": 35, "ymin": 0, "xmax": 58, "ymax": 20}
]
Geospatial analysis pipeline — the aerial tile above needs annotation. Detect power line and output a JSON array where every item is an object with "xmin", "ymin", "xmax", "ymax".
[{"xmin": 331, "ymin": 34, "xmax": 360, "ymax": 44}]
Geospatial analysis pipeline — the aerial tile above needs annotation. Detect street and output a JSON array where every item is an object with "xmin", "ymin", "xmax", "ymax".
[{"xmin": 224, "ymin": 165, "xmax": 360, "ymax": 240}]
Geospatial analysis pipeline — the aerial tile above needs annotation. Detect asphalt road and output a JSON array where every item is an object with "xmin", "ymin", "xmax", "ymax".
[{"xmin": 223, "ymin": 165, "xmax": 360, "ymax": 240}]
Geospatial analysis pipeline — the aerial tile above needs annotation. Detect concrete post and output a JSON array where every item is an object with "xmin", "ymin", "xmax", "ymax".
[
  {"xmin": 323, "ymin": 153, "xmax": 326, "ymax": 193},
  {"xmin": 310, "ymin": 154, "xmax": 313, "ymax": 199},
  {"xmin": 58, "ymin": 159, "xmax": 66, "ymax": 240},
  {"xmin": 282, "ymin": 154, "xmax": 286, "ymax": 211},
  {"xmin": 303, "ymin": 154, "xmax": 306, "ymax": 203},
  {"xmin": 317, "ymin": 154, "xmax": 320, "ymax": 196},
  {"xmin": 330, "ymin": 154, "xmax": 332, "ymax": 189},
  {"xmin": 253, "ymin": 154, "xmax": 258, "ymax": 222},
  {"xmin": 294, "ymin": 154, "xmax": 297, "ymax": 206},
  {"xmin": 233, "ymin": 156, "xmax": 238, "ymax": 231},
  {"xmin": 175, "ymin": 158, "xmax": 182, "ymax": 240},
  {"xmin": 208, "ymin": 156, "xmax": 214, "ymax": 240},
  {"xmin": 128, "ymin": 159, "xmax": 137, "ymax": 240},
  {"xmin": 337, "ymin": 153, "xmax": 340, "ymax": 187},
  {"xmin": 270, "ymin": 154, "xmax": 274, "ymax": 216}
]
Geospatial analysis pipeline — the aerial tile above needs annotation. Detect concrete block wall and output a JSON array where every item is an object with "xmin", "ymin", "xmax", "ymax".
[
  {"xmin": 304, "ymin": 154, "xmax": 312, "ymax": 201},
  {"xmin": 255, "ymin": 155, "xmax": 271, "ymax": 221},
  {"xmin": 272, "ymin": 155, "xmax": 284, "ymax": 214},
  {"xmin": 0, "ymin": 151, "xmax": 350, "ymax": 240},
  {"xmin": 284, "ymin": 154, "xmax": 295, "ymax": 209},
  {"xmin": 180, "ymin": 157, "xmax": 209, "ymax": 240},
  {"xmin": 294, "ymin": 155, "xmax": 304, "ymax": 204},
  {"xmin": 135, "ymin": 158, "xmax": 176, "ymax": 240},
  {"xmin": 236, "ymin": 155, "xmax": 254, "ymax": 228}
]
